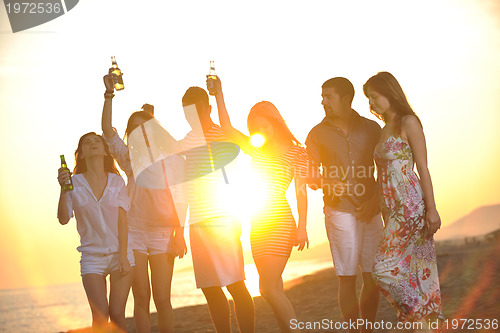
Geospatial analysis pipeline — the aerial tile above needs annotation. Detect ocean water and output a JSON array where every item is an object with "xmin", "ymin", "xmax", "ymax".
[{"xmin": 0, "ymin": 259, "xmax": 332, "ymax": 333}]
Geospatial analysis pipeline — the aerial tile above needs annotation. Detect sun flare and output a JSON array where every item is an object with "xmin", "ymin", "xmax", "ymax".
[{"xmin": 250, "ymin": 133, "xmax": 266, "ymax": 148}]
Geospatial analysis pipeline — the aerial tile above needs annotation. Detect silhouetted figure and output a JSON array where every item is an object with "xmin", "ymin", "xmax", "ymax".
[{"xmin": 159, "ymin": 86, "xmax": 255, "ymax": 333}]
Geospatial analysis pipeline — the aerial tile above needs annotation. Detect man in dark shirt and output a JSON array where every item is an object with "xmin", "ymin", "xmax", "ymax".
[{"xmin": 306, "ymin": 77, "xmax": 383, "ymax": 333}]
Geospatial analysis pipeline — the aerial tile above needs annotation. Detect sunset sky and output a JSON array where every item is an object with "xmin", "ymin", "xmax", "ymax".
[{"xmin": 1, "ymin": 0, "xmax": 499, "ymax": 290}]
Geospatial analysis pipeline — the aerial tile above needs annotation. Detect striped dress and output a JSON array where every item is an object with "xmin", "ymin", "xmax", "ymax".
[{"xmin": 250, "ymin": 145, "xmax": 308, "ymax": 258}]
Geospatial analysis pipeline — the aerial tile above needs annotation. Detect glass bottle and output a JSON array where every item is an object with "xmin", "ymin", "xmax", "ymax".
[
  {"xmin": 111, "ymin": 56, "xmax": 124, "ymax": 91},
  {"xmin": 206, "ymin": 60, "xmax": 218, "ymax": 96},
  {"xmin": 60, "ymin": 155, "xmax": 73, "ymax": 191}
]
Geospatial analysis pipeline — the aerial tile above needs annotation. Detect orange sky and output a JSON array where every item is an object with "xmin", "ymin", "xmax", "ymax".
[{"xmin": 0, "ymin": 0, "xmax": 499, "ymax": 290}]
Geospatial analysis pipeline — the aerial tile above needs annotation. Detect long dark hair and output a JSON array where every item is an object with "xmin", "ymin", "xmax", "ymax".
[
  {"xmin": 73, "ymin": 132, "xmax": 120, "ymax": 175},
  {"xmin": 124, "ymin": 111, "xmax": 155, "ymax": 145},
  {"xmin": 363, "ymin": 72, "xmax": 422, "ymax": 134},
  {"xmin": 247, "ymin": 101, "xmax": 301, "ymax": 146}
]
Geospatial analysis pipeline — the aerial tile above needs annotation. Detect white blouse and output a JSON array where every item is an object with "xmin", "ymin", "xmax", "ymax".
[{"xmin": 64, "ymin": 173, "xmax": 130, "ymax": 254}]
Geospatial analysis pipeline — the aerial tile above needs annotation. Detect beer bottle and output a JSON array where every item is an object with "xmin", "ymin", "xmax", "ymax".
[
  {"xmin": 60, "ymin": 155, "xmax": 73, "ymax": 192},
  {"xmin": 111, "ymin": 56, "xmax": 125, "ymax": 91},
  {"xmin": 206, "ymin": 60, "xmax": 218, "ymax": 96}
]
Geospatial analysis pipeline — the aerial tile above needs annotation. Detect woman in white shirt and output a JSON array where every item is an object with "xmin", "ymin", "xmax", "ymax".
[{"xmin": 57, "ymin": 132, "xmax": 134, "ymax": 332}]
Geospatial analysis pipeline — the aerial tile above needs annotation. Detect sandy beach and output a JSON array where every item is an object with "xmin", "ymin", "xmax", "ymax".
[{"xmin": 67, "ymin": 239, "xmax": 500, "ymax": 333}]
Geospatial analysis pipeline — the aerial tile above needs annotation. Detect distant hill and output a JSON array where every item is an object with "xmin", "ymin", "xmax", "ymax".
[{"xmin": 435, "ymin": 204, "xmax": 500, "ymax": 240}]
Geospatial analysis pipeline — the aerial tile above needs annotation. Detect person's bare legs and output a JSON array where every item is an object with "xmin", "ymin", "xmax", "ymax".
[
  {"xmin": 149, "ymin": 253, "xmax": 176, "ymax": 333},
  {"xmin": 109, "ymin": 268, "xmax": 134, "ymax": 332},
  {"xmin": 226, "ymin": 280, "xmax": 255, "ymax": 333},
  {"xmin": 201, "ymin": 286, "xmax": 231, "ymax": 333},
  {"xmin": 254, "ymin": 256, "xmax": 299, "ymax": 332},
  {"xmin": 359, "ymin": 272, "xmax": 379, "ymax": 333},
  {"xmin": 338, "ymin": 275, "xmax": 360, "ymax": 333},
  {"xmin": 132, "ymin": 251, "xmax": 151, "ymax": 333},
  {"xmin": 82, "ymin": 273, "xmax": 109, "ymax": 333}
]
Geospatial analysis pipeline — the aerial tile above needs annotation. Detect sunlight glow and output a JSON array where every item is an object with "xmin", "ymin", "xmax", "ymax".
[
  {"xmin": 213, "ymin": 161, "xmax": 266, "ymax": 219},
  {"xmin": 250, "ymin": 133, "xmax": 266, "ymax": 148},
  {"xmin": 243, "ymin": 264, "xmax": 261, "ymax": 297},
  {"xmin": 1, "ymin": 0, "xmax": 500, "ymax": 292}
]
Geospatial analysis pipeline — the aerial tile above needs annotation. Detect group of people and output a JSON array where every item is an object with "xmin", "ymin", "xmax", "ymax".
[{"xmin": 57, "ymin": 69, "xmax": 443, "ymax": 333}]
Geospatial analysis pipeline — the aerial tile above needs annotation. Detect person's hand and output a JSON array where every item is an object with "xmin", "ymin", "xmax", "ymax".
[
  {"xmin": 295, "ymin": 227, "xmax": 309, "ymax": 251},
  {"xmin": 57, "ymin": 167, "xmax": 71, "ymax": 188},
  {"xmin": 118, "ymin": 254, "xmax": 132, "ymax": 276},
  {"xmin": 206, "ymin": 75, "xmax": 222, "ymax": 96},
  {"xmin": 356, "ymin": 193, "xmax": 380, "ymax": 223},
  {"xmin": 173, "ymin": 228, "xmax": 187, "ymax": 259},
  {"xmin": 103, "ymin": 70, "xmax": 116, "ymax": 93},
  {"xmin": 425, "ymin": 207, "xmax": 441, "ymax": 237},
  {"xmin": 322, "ymin": 178, "xmax": 347, "ymax": 197}
]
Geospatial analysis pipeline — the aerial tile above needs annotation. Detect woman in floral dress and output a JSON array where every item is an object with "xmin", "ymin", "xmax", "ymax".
[{"xmin": 363, "ymin": 72, "xmax": 444, "ymax": 328}]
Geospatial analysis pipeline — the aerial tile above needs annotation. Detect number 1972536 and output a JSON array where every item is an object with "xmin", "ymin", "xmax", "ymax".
[
  {"xmin": 443, "ymin": 318, "xmax": 498, "ymax": 330},
  {"xmin": 5, "ymin": 2, "xmax": 62, "ymax": 14}
]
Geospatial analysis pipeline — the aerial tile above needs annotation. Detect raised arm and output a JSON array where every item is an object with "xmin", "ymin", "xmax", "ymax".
[
  {"xmin": 102, "ymin": 72, "xmax": 116, "ymax": 138},
  {"xmin": 212, "ymin": 78, "xmax": 252, "ymax": 154},
  {"xmin": 402, "ymin": 115, "xmax": 441, "ymax": 235}
]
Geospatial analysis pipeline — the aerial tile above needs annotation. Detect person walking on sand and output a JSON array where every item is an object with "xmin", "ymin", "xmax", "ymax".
[
  {"xmin": 212, "ymin": 77, "xmax": 309, "ymax": 333},
  {"xmin": 57, "ymin": 132, "xmax": 134, "ymax": 333},
  {"xmin": 159, "ymin": 86, "xmax": 255, "ymax": 333},
  {"xmin": 101, "ymin": 73, "xmax": 188, "ymax": 333},
  {"xmin": 306, "ymin": 77, "xmax": 384, "ymax": 333},
  {"xmin": 363, "ymin": 72, "xmax": 443, "ymax": 331}
]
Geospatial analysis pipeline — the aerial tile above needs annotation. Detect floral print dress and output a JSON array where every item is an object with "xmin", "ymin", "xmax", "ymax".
[{"xmin": 373, "ymin": 135, "xmax": 443, "ymax": 323}]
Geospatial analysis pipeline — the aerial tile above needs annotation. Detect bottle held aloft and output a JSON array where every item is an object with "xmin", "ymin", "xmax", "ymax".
[
  {"xmin": 111, "ymin": 56, "xmax": 124, "ymax": 91},
  {"xmin": 60, "ymin": 155, "xmax": 73, "ymax": 191},
  {"xmin": 206, "ymin": 60, "xmax": 218, "ymax": 96}
]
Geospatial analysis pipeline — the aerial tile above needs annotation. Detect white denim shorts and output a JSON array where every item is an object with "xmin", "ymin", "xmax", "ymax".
[
  {"xmin": 80, "ymin": 251, "xmax": 135, "ymax": 276},
  {"xmin": 128, "ymin": 226, "xmax": 176, "ymax": 256},
  {"xmin": 324, "ymin": 206, "xmax": 384, "ymax": 276}
]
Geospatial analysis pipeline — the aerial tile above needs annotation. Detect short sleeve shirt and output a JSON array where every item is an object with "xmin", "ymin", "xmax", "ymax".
[
  {"xmin": 63, "ymin": 173, "xmax": 130, "ymax": 254},
  {"xmin": 306, "ymin": 111, "xmax": 381, "ymax": 213}
]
